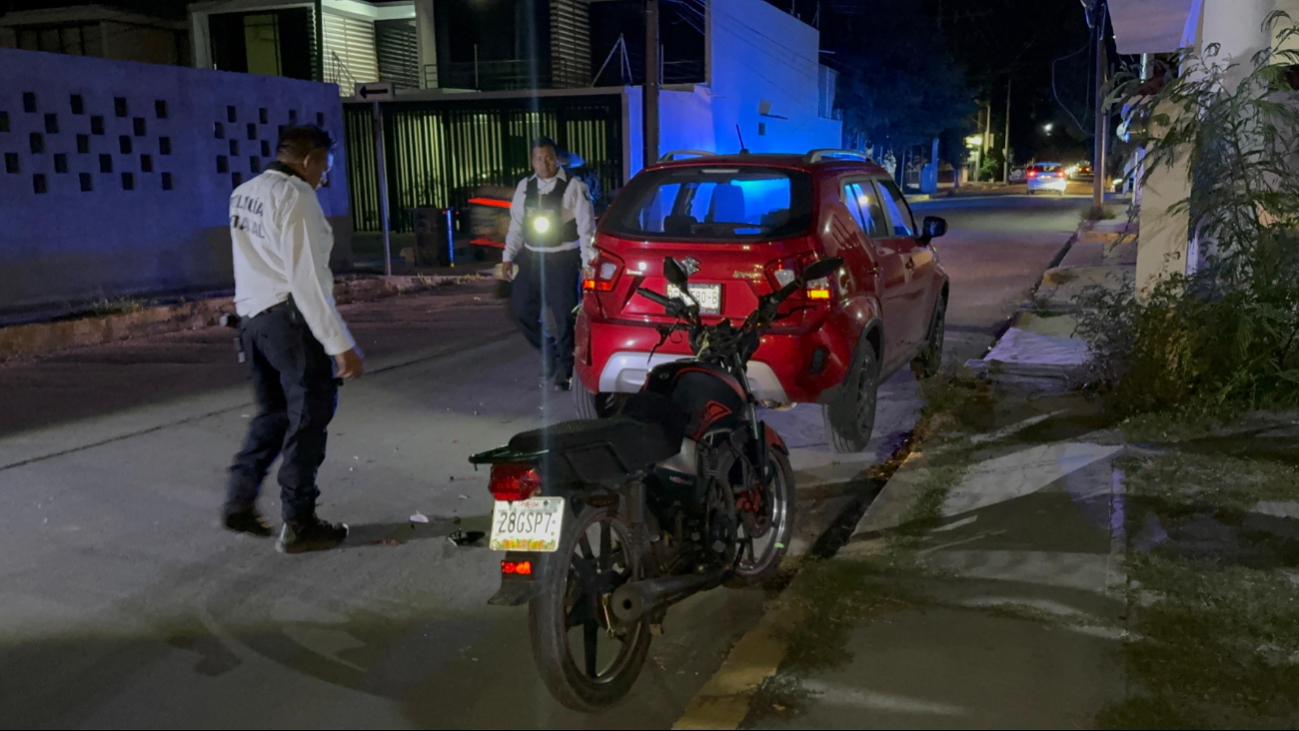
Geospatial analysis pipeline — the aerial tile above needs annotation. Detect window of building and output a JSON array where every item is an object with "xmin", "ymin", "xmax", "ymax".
[
  {"xmin": 17, "ymin": 23, "xmax": 104, "ymax": 57},
  {"xmin": 208, "ymin": 9, "xmax": 316, "ymax": 81}
]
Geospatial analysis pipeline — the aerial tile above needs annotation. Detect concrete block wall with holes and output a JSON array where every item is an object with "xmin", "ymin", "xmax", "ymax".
[{"xmin": 0, "ymin": 48, "xmax": 351, "ymax": 317}]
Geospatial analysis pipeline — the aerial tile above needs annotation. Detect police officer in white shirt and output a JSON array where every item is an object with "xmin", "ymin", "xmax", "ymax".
[
  {"xmin": 222, "ymin": 125, "xmax": 363, "ymax": 554},
  {"xmin": 503, "ymin": 137, "xmax": 596, "ymax": 391}
]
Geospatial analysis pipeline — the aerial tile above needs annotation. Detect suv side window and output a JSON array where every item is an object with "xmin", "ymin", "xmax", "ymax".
[
  {"xmin": 842, "ymin": 181, "xmax": 889, "ymax": 237},
  {"xmin": 876, "ymin": 179, "xmax": 916, "ymax": 237}
]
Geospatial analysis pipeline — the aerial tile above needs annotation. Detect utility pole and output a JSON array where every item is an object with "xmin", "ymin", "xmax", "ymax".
[
  {"xmin": 644, "ymin": 0, "xmax": 660, "ymax": 169},
  {"xmin": 373, "ymin": 101, "xmax": 391, "ymax": 276},
  {"xmin": 1092, "ymin": 2, "xmax": 1108, "ymax": 208},
  {"xmin": 1002, "ymin": 77, "xmax": 1012, "ymax": 183}
]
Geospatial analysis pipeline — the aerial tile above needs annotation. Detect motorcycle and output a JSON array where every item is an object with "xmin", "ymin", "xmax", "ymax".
[{"xmin": 469, "ymin": 255, "xmax": 844, "ymax": 711}]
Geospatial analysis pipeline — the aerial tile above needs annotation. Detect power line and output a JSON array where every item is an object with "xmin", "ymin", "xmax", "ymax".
[
  {"xmin": 1051, "ymin": 37, "xmax": 1092, "ymax": 134},
  {"xmin": 679, "ymin": 0, "xmax": 824, "ymax": 70}
]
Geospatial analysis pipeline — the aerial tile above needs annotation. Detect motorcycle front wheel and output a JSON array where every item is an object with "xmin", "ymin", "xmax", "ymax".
[
  {"xmin": 728, "ymin": 448, "xmax": 796, "ymax": 586},
  {"xmin": 529, "ymin": 504, "xmax": 652, "ymax": 711}
]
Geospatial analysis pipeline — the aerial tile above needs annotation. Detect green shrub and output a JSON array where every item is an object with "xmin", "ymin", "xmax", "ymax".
[{"xmin": 1079, "ymin": 13, "xmax": 1299, "ymax": 417}]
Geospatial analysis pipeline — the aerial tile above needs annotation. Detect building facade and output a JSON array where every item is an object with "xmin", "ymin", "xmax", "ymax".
[
  {"xmin": 338, "ymin": 0, "xmax": 842, "ymax": 232},
  {"xmin": 0, "ymin": 3, "xmax": 190, "ymax": 66},
  {"xmin": 1109, "ymin": 0, "xmax": 1299, "ymax": 293},
  {"xmin": 0, "ymin": 48, "xmax": 349, "ymax": 316}
]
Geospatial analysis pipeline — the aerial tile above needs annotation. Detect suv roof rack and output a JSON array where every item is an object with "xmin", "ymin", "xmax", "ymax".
[
  {"xmin": 804, "ymin": 149, "xmax": 871, "ymax": 164},
  {"xmin": 658, "ymin": 149, "xmax": 717, "ymax": 163}
]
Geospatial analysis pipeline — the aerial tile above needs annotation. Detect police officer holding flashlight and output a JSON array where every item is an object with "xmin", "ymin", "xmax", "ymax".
[{"xmin": 503, "ymin": 137, "xmax": 596, "ymax": 391}]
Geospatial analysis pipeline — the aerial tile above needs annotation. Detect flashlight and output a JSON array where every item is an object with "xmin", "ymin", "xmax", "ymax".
[{"xmin": 533, "ymin": 216, "xmax": 551, "ymax": 234}]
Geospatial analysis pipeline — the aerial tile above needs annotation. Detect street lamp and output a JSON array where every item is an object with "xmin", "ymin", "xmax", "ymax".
[{"xmin": 1042, "ymin": 123, "xmax": 1054, "ymax": 134}]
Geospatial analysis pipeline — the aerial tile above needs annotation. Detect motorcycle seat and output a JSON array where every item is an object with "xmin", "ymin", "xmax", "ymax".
[
  {"xmin": 508, "ymin": 416, "xmax": 677, "ymax": 472},
  {"xmin": 507, "ymin": 393, "xmax": 687, "ymax": 480}
]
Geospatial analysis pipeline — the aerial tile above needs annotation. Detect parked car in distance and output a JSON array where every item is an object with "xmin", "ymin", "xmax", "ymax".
[
  {"xmin": 1027, "ymin": 162, "xmax": 1069, "ymax": 195},
  {"xmin": 573, "ymin": 150, "xmax": 951, "ymax": 452},
  {"xmin": 1069, "ymin": 162, "xmax": 1094, "ymax": 180},
  {"xmin": 1009, "ymin": 166, "xmax": 1028, "ymax": 183}
]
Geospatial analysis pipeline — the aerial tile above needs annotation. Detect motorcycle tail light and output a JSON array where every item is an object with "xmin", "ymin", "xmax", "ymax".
[
  {"xmin": 501, "ymin": 560, "xmax": 533, "ymax": 575},
  {"xmin": 489, "ymin": 463, "xmax": 542, "ymax": 502}
]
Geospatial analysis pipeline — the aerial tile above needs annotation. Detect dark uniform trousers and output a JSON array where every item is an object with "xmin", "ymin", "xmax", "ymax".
[
  {"xmin": 510, "ymin": 247, "xmax": 583, "ymax": 377},
  {"xmin": 225, "ymin": 302, "xmax": 338, "ymax": 524}
]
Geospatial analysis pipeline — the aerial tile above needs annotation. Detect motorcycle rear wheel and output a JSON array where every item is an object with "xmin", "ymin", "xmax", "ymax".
[{"xmin": 529, "ymin": 505, "xmax": 652, "ymax": 711}]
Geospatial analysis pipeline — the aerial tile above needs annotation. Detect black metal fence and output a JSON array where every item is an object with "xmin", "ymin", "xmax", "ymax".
[{"xmin": 345, "ymin": 94, "xmax": 624, "ymax": 232}]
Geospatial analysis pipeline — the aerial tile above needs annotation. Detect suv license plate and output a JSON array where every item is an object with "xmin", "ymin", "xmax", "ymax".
[
  {"xmin": 666, "ymin": 283, "xmax": 722, "ymax": 314},
  {"xmin": 490, "ymin": 497, "xmax": 565, "ymax": 552}
]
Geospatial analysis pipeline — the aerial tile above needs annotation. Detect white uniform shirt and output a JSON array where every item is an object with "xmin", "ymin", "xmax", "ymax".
[
  {"xmin": 503, "ymin": 168, "xmax": 597, "ymax": 267},
  {"xmin": 230, "ymin": 167, "xmax": 357, "ymax": 356}
]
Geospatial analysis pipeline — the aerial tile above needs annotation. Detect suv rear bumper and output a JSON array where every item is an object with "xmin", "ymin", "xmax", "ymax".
[
  {"xmin": 576, "ymin": 317, "xmax": 856, "ymax": 405},
  {"xmin": 1028, "ymin": 178, "xmax": 1067, "ymax": 191},
  {"xmin": 597, "ymin": 351, "xmax": 789, "ymax": 403}
]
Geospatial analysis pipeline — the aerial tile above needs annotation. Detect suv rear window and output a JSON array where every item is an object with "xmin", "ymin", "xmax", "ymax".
[{"xmin": 603, "ymin": 166, "xmax": 814, "ymax": 242}]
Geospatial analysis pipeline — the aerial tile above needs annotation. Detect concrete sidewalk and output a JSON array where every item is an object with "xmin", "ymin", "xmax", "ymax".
[{"xmin": 739, "ymin": 399, "xmax": 1131, "ymax": 730}]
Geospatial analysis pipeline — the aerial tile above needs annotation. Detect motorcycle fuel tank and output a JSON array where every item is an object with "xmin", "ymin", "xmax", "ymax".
[{"xmin": 642, "ymin": 361, "xmax": 748, "ymax": 442}]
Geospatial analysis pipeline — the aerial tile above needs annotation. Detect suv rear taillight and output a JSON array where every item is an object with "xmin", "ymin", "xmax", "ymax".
[
  {"xmin": 583, "ymin": 250, "xmax": 624, "ymax": 292},
  {"xmin": 767, "ymin": 256, "xmax": 834, "ymax": 302},
  {"xmin": 806, "ymin": 277, "xmax": 831, "ymax": 300},
  {"xmin": 489, "ymin": 464, "xmax": 542, "ymax": 502}
]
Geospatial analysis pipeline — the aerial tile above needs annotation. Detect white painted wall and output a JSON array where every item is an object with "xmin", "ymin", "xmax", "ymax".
[
  {"xmin": 703, "ymin": 0, "xmax": 838, "ymax": 155},
  {"xmin": 644, "ymin": 0, "xmax": 840, "ymax": 171},
  {"xmin": 1126, "ymin": 0, "xmax": 1299, "ymax": 293}
]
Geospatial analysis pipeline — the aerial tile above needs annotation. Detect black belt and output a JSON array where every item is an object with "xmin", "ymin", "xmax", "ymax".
[{"xmin": 253, "ymin": 298, "xmax": 298, "ymax": 321}]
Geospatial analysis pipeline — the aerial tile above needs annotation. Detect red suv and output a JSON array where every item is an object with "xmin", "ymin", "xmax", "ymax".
[{"xmin": 573, "ymin": 150, "xmax": 950, "ymax": 452}]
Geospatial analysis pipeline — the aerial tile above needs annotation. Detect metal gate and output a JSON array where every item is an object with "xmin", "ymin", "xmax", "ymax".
[{"xmin": 345, "ymin": 94, "xmax": 624, "ymax": 232}]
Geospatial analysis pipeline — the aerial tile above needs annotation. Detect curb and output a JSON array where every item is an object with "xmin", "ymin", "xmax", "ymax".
[
  {"xmin": 672, "ymin": 456, "xmax": 933, "ymax": 731},
  {"xmin": 672, "ymin": 221, "xmax": 1083, "ymax": 731},
  {"xmin": 0, "ymin": 273, "xmax": 487, "ymax": 363}
]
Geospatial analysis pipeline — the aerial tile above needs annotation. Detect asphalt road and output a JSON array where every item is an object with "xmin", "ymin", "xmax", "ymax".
[{"xmin": 0, "ymin": 194, "xmax": 1093, "ymax": 729}]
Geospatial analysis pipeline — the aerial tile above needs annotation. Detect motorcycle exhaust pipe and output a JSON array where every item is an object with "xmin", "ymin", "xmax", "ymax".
[{"xmin": 611, "ymin": 568, "xmax": 728, "ymax": 623}]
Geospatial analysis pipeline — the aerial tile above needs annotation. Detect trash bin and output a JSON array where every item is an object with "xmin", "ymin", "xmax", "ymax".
[{"xmin": 410, "ymin": 207, "xmax": 455, "ymax": 267}]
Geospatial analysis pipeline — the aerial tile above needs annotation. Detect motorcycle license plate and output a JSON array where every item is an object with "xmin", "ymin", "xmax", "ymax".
[
  {"xmin": 490, "ymin": 497, "xmax": 565, "ymax": 552},
  {"xmin": 666, "ymin": 283, "xmax": 721, "ymax": 314}
]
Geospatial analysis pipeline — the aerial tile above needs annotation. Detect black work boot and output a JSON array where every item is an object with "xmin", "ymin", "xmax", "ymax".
[
  {"xmin": 276, "ymin": 515, "xmax": 348, "ymax": 554},
  {"xmin": 222, "ymin": 505, "xmax": 273, "ymax": 537},
  {"xmin": 552, "ymin": 367, "xmax": 573, "ymax": 392}
]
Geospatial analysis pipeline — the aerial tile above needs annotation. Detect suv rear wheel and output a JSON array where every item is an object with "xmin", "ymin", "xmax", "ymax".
[
  {"xmin": 573, "ymin": 380, "xmax": 623, "ymax": 419},
  {"xmin": 823, "ymin": 342, "xmax": 880, "ymax": 453}
]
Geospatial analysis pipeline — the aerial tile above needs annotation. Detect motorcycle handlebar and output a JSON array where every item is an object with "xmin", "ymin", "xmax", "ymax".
[
  {"xmin": 772, "ymin": 281, "xmax": 801, "ymax": 304},
  {"xmin": 636, "ymin": 287, "xmax": 675, "ymax": 308}
]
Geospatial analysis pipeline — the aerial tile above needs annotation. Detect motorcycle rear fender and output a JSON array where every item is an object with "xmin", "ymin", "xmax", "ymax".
[{"xmin": 488, "ymin": 551, "xmax": 546, "ymax": 606}]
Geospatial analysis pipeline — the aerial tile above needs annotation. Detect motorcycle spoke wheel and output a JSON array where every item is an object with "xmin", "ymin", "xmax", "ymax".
[
  {"xmin": 530, "ymin": 505, "xmax": 653, "ymax": 711},
  {"xmin": 561, "ymin": 515, "xmax": 638, "ymax": 680}
]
